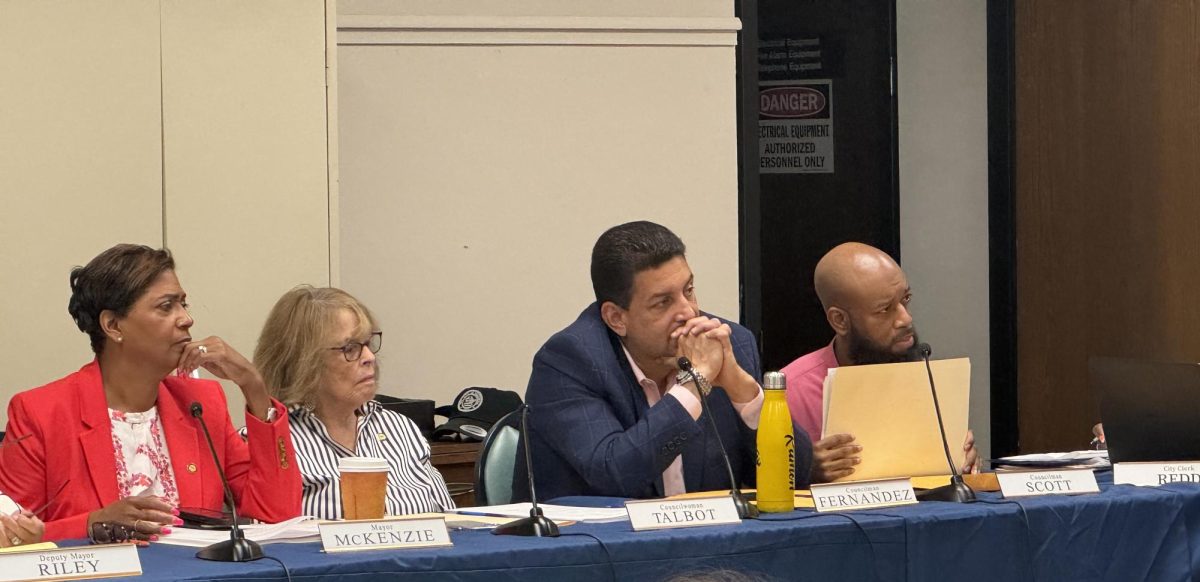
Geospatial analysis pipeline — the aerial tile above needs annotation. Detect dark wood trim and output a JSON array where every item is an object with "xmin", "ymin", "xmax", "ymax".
[
  {"xmin": 987, "ymin": 0, "xmax": 1019, "ymax": 457},
  {"xmin": 736, "ymin": 0, "xmax": 763, "ymax": 345}
]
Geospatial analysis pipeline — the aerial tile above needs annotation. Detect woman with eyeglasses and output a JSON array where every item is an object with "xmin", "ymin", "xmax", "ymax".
[
  {"xmin": 0, "ymin": 244, "xmax": 300, "ymax": 542},
  {"xmin": 254, "ymin": 286, "xmax": 454, "ymax": 519}
]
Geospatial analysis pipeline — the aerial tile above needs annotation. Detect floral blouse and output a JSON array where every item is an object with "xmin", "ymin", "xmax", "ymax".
[{"xmin": 109, "ymin": 407, "xmax": 180, "ymax": 506}]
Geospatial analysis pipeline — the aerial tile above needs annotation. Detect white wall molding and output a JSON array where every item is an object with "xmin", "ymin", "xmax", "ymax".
[{"xmin": 338, "ymin": 15, "xmax": 740, "ymax": 46}]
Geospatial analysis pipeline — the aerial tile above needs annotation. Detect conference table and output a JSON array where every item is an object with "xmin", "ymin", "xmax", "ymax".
[{"xmin": 103, "ymin": 471, "xmax": 1200, "ymax": 581}]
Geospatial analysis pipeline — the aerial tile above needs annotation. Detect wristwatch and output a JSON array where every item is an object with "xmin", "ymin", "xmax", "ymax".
[{"xmin": 676, "ymin": 368, "xmax": 712, "ymax": 397}]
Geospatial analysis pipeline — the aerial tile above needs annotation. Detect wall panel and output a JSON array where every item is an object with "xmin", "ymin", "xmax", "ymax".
[
  {"xmin": 337, "ymin": 4, "xmax": 742, "ymax": 406},
  {"xmin": 0, "ymin": 0, "xmax": 163, "ymax": 417}
]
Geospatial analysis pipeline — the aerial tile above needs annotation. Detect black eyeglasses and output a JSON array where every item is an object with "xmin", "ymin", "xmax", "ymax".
[{"xmin": 329, "ymin": 331, "xmax": 382, "ymax": 361}]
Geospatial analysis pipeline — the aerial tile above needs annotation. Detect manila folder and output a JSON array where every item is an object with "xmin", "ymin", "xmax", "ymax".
[{"xmin": 823, "ymin": 358, "xmax": 970, "ymax": 481}]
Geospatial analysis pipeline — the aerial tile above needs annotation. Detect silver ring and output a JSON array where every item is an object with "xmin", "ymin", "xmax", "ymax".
[
  {"xmin": 8, "ymin": 536, "xmax": 19, "ymax": 546},
  {"xmin": 197, "ymin": 345, "xmax": 208, "ymax": 354}
]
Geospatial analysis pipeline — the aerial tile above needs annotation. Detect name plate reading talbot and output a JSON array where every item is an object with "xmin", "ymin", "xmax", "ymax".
[
  {"xmin": 997, "ymin": 468, "xmax": 1099, "ymax": 498},
  {"xmin": 0, "ymin": 543, "xmax": 141, "ymax": 581},
  {"xmin": 625, "ymin": 496, "xmax": 741, "ymax": 531},
  {"xmin": 319, "ymin": 516, "xmax": 452, "ymax": 553},
  {"xmin": 1114, "ymin": 462, "xmax": 1200, "ymax": 487},
  {"xmin": 811, "ymin": 478, "xmax": 917, "ymax": 512}
]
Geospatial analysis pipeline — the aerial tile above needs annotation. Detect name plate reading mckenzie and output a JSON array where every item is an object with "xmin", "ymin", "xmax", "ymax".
[
  {"xmin": 1114, "ymin": 461, "xmax": 1200, "ymax": 487},
  {"xmin": 0, "ymin": 543, "xmax": 141, "ymax": 581},
  {"xmin": 318, "ymin": 516, "xmax": 453, "ymax": 553},
  {"xmin": 997, "ymin": 469, "xmax": 1099, "ymax": 498},
  {"xmin": 625, "ymin": 496, "xmax": 741, "ymax": 531},
  {"xmin": 811, "ymin": 478, "xmax": 917, "ymax": 512}
]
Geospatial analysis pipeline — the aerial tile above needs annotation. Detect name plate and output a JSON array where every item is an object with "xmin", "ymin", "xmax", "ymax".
[
  {"xmin": 811, "ymin": 478, "xmax": 917, "ymax": 512},
  {"xmin": 625, "ymin": 496, "xmax": 741, "ymax": 531},
  {"xmin": 0, "ymin": 543, "xmax": 141, "ymax": 581},
  {"xmin": 997, "ymin": 469, "xmax": 1099, "ymax": 497},
  {"xmin": 1114, "ymin": 461, "xmax": 1200, "ymax": 487},
  {"xmin": 318, "ymin": 516, "xmax": 453, "ymax": 553}
]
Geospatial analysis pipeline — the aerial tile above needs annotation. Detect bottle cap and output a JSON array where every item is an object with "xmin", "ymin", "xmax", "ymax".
[{"xmin": 763, "ymin": 371, "xmax": 786, "ymax": 390}]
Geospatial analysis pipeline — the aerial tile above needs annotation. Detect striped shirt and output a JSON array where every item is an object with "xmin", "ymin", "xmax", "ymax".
[{"xmin": 287, "ymin": 401, "xmax": 456, "ymax": 519}]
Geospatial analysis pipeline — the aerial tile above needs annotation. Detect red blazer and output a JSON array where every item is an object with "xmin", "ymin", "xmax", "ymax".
[{"xmin": 0, "ymin": 361, "xmax": 301, "ymax": 540}]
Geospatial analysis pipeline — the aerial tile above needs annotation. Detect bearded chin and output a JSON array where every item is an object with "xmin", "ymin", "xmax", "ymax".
[{"xmin": 846, "ymin": 331, "xmax": 922, "ymax": 365}]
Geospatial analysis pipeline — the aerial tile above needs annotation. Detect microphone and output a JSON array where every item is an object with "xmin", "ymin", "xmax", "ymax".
[
  {"xmin": 912, "ymin": 344, "xmax": 976, "ymax": 503},
  {"xmin": 190, "ymin": 402, "xmax": 265, "ymax": 561},
  {"xmin": 676, "ymin": 357, "xmax": 758, "ymax": 519},
  {"xmin": 493, "ymin": 404, "xmax": 560, "ymax": 537}
]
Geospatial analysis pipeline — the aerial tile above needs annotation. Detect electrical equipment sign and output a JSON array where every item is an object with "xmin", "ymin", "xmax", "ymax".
[{"xmin": 758, "ymin": 80, "xmax": 833, "ymax": 174}]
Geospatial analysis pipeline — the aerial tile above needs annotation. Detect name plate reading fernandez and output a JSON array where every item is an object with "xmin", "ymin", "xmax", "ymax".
[
  {"xmin": 0, "ymin": 543, "xmax": 141, "ymax": 581},
  {"xmin": 811, "ymin": 478, "xmax": 917, "ymax": 512},
  {"xmin": 1114, "ymin": 461, "xmax": 1200, "ymax": 487},
  {"xmin": 997, "ymin": 469, "xmax": 1099, "ymax": 498},
  {"xmin": 625, "ymin": 496, "xmax": 741, "ymax": 531},
  {"xmin": 319, "ymin": 516, "xmax": 453, "ymax": 553}
]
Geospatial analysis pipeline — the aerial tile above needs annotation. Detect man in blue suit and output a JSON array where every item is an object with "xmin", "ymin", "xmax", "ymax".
[{"xmin": 523, "ymin": 221, "xmax": 813, "ymax": 500}]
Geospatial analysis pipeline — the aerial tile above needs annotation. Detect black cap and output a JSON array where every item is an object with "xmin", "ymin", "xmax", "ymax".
[{"xmin": 433, "ymin": 387, "xmax": 523, "ymax": 441}]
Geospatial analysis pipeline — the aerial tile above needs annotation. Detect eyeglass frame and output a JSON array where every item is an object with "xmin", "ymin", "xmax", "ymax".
[{"xmin": 328, "ymin": 331, "xmax": 382, "ymax": 361}]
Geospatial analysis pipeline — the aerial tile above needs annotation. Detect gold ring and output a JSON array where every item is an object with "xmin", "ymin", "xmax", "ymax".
[{"xmin": 133, "ymin": 519, "xmax": 145, "ymax": 530}]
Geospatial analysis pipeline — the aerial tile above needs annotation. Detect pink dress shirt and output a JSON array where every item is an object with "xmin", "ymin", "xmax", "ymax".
[
  {"xmin": 622, "ymin": 347, "xmax": 763, "ymax": 496},
  {"xmin": 780, "ymin": 341, "xmax": 839, "ymax": 441}
]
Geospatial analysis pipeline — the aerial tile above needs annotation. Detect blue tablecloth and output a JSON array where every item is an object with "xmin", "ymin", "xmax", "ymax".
[{"xmin": 107, "ymin": 472, "xmax": 1200, "ymax": 581}]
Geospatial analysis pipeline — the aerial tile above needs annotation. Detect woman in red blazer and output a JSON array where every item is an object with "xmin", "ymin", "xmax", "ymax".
[{"xmin": 0, "ymin": 244, "xmax": 301, "ymax": 541}]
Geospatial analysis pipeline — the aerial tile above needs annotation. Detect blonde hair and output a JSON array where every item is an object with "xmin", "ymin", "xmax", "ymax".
[{"xmin": 254, "ymin": 286, "xmax": 376, "ymax": 409}]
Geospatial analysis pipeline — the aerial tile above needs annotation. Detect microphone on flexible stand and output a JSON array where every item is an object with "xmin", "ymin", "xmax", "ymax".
[
  {"xmin": 190, "ymin": 402, "xmax": 265, "ymax": 561},
  {"xmin": 911, "ymin": 345, "xmax": 976, "ymax": 503},
  {"xmin": 493, "ymin": 404, "xmax": 560, "ymax": 537},
  {"xmin": 677, "ymin": 357, "xmax": 759, "ymax": 519}
]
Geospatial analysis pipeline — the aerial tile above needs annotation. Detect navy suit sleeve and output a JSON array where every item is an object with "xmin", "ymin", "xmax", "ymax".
[{"xmin": 526, "ymin": 332, "xmax": 702, "ymax": 498}]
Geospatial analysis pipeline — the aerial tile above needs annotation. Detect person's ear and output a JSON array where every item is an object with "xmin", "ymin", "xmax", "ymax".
[
  {"xmin": 827, "ymin": 306, "xmax": 850, "ymax": 337},
  {"xmin": 600, "ymin": 301, "xmax": 628, "ymax": 337},
  {"xmin": 99, "ymin": 309, "xmax": 123, "ymax": 344}
]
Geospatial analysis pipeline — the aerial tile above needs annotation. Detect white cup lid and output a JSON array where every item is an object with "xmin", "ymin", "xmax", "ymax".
[{"xmin": 338, "ymin": 457, "xmax": 389, "ymax": 472}]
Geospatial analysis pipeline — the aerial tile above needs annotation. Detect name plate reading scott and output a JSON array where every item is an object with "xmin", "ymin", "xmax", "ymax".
[
  {"xmin": 997, "ymin": 468, "xmax": 1099, "ymax": 498},
  {"xmin": 319, "ymin": 516, "xmax": 453, "ymax": 553},
  {"xmin": 1114, "ymin": 461, "xmax": 1200, "ymax": 487},
  {"xmin": 625, "ymin": 495, "xmax": 741, "ymax": 531},
  {"xmin": 811, "ymin": 478, "xmax": 917, "ymax": 512},
  {"xmin": 0, "ymin": 543, "xmax": 141, "ymax": 581}
]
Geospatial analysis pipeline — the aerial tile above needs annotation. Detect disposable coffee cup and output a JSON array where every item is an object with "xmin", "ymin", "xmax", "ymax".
[{"xmin": 338, "ymin": 457, "xmax": 389, "ymax": 520}]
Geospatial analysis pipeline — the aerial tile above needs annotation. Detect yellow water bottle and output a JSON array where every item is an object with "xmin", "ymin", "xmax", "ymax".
[{"xmin": 756, "ymin": 371, "xmax": 795, "ymax": 512}]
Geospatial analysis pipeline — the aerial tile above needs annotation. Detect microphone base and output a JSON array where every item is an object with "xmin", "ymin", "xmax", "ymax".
[
  {"xmin": 492, "ymin": 513, "xmax": 560, "ymax": 537},
  {"xmin": 731, "ymin": 489, "xmax": 759, "ymax": 519},
  {"xmin": 916, "ymin": 475, "xmax": 977, "ymax": 503},
  {"xmin": 195, "ymin": 534, "xmax": 265, "ymax": 562}
]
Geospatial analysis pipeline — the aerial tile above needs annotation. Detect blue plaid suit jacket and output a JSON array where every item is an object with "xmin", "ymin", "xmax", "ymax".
[{"xmin": 519, "ymin": 303, "xmax": 812, "ymax": 501}]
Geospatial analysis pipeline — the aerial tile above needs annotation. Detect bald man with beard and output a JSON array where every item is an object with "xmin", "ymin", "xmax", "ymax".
[{"xmin": 781, "ymin": 243, "xmax": 978, "ymax": 483}]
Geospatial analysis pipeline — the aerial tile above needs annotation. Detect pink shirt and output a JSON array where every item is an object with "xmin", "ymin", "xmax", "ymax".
[
  {"xmin": 622, "ymin": 347, "xmax": 763, "ymax": 496},
  {"xmin": 780, "ymin": 341, "xmax": 839, "ymax": 441}
]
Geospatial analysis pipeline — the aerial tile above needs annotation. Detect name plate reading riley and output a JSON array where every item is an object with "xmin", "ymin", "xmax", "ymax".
[
  {"xmin": 811, "ymin": 478, "xmax": 917, "ymax": 512},
  {"xmin": 1114, "ymin": 461, "xmax": 1200, "ymax": 487},
  {"xmin": 997, "ymin": 468, "xmax": 1099, "ymax": 498},
  {"xmin": 319, "ymin": 516, "xmax": 453, "ymax": 553},
  {"xmin": 0, "ymin": 543, "xmax": 141, "ymax": 581},
  {"xmin": 625, "ymin": 496, "xmax": 741, "ymax": 531}
]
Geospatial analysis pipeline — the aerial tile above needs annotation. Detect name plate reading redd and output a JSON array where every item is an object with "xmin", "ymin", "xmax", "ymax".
[
  {"xmin": 0, "ymin": 543, "xmax": 141, "ymax": 581},
  {"xmin": 625, "ymin": 496, "xmax": 741, "ymax": 531},
  {"xmin": 997, "ymin": 469, "xmax": 1099, "ymax": 498},
  {"xmin": 318, "ymin": 516, "xmax": 452, "ymax": 553},
  {"xmin": 811, "ymin": 478, "xmax": 917, "ymax": 512},
  {"xmin": 1114, "ymin": 461, "xmax": 1200, "ymax": 487}
]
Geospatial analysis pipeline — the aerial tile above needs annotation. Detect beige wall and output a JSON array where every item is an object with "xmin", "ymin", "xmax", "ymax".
[
  {"xmin": 0, "ymin": 0, "xmax": 335, "ymax": 424},
  {"xmin": 897, "ymin": 0, "xmax": 991, "ymax": 461},
  {"xmin": 336, "ymin": 0, "xmax": 743, "ymax": 407}
]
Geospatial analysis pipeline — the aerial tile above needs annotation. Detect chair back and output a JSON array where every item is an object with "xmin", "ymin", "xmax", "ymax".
[{"xmin": 474, "ymin": 409, "xmax": 522, "ymax": 506}]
